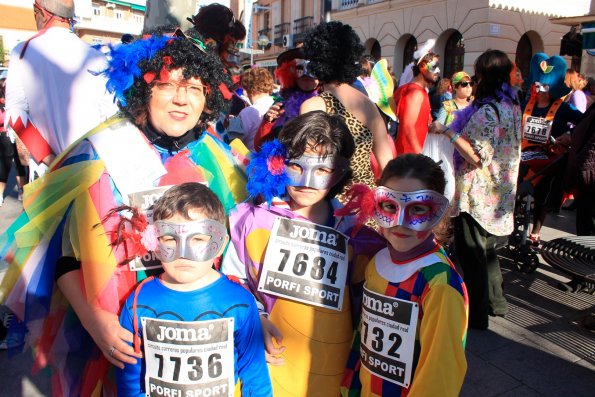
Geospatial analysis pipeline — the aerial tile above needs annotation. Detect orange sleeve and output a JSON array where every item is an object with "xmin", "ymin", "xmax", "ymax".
[{"xmin": 409, "ymin": 285, "xmax": 468, "ymax": 397}]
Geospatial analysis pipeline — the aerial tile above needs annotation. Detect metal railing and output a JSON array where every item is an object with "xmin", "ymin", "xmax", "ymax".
[
  {"xmin": 274, "ymin": 23, "xmax": 290, "ymax": 46},
  {"xmin": 258, "ymin": 28, "xmax": 271, "ymax": 36},
  {"xmin": 339, "ymin": 0, "xmax": 360, "ymax": 9},
  {"xmin": 293, "ymin": 16, "xmax": 314, "ymax": 44},
  {"xmin": 337, "ymin": 0, "xmax": 385, "ymax": 9}
]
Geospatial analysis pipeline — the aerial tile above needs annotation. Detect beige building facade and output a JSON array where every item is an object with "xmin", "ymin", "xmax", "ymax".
[
  {"xmin": 250, "ymin": 0, "xmax": 592, "ymax": 80},
  {"xmin": 331, "ymin": 0, "xmax": 591, "ymax": 80},
  {"xmin": 75, "ymin": 0, "xmax": 146, "ymax": 46}
]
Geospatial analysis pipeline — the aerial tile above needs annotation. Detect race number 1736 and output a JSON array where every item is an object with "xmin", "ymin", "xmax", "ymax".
[{"xmin": 153, "ymin": 352, "xmax": 223, "ymax": 382}]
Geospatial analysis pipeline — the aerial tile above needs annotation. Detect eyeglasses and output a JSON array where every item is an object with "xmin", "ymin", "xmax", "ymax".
[
  {"xmin": 457, "ymin": 81, "xmax": 474, "ymax": 88},
  {"xmin": 153, "ymin": 80, "xmax": 205, "ymax": 98}
]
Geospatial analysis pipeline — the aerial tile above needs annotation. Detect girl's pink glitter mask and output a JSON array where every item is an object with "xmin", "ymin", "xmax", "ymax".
[{"xmin": 373, "ymin": 186, "xmax": 449, "ymax": 231}]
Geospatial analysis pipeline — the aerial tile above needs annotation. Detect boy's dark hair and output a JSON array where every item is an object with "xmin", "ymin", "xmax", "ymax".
[
  {"xmin": 152, "ymin": 183, "xmax": 225, "ymax": 224},
  {"xmin": 412, "ymin": 53, "xmax": 438, "ymax": 77},
  {"xmin": 278, "ymin": 111, "xmax": 355, "ymax": 198},
  {"xmin": 303, "ymin": 21, "xmax": 364, "ymax": 85},
  {"xmin": 379, "ymin": 154, "xmax": 446, "ymax": 194}
]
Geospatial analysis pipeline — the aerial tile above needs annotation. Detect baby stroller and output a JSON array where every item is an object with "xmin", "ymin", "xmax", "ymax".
[{"xmin": 507, "ymin": 149, "xmax": 567, "ymax": 273}]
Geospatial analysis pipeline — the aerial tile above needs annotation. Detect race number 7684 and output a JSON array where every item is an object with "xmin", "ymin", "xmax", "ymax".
[{"xmin": 277, "ymin": 248, "xmax": 339, "ymax": 284}]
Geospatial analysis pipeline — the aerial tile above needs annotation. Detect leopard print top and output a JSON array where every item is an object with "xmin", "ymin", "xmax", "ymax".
[{"xmin": 321, "ymin": 91, "xmax": 376, "ymax": 197}]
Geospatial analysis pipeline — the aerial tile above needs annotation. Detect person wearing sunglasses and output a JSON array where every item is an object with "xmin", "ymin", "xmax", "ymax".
[
  {"xmin": 436, "ymin": 72, "xmax": 474, "ymax": 126},
  {"xmin": 423, "ymin": 71, "xmax": 475, "ymax": 202}
]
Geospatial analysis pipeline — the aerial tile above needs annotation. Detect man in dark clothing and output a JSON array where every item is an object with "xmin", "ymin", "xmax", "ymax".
[{"xmin": 565, "ymin": 103, "xmax": 595, "ymax": 236}]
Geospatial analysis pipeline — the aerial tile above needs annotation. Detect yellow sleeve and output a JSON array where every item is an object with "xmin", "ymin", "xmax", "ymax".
[{"xmin": 409, "ymin": 285, "xmax": 467, "ymax": 397}]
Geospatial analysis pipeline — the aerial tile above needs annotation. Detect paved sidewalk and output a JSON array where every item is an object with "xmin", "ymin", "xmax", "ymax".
[
  {"xmin": 1, "ymin": 175, "xmax": 594, "ymax": 396},
  {"xmin": 0, "ymin": 172, "xmax": 52, "ymax": 396},
  {"xmin": 461, "ymin": 209, "xmax": 595, "ymax": 397}
]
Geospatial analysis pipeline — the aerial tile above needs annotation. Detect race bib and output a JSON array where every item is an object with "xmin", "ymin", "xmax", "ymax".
[
  {"xmin": 523, "ymin": 116, "xmax": 552, "ymax": 144},
  {"xmin": 128, "ymin": 186, "xmax": 174, "ymax": 271},
  {"xmin": 142, "ymin": 317, "xmax": 235, "ymax": 397},
  {"xmin": 257, "ymin": 217, "xmax": 349, "ymax": 310},
  {"xmin": 360, "ymin": 286, "xmax": 419, "ymax": 388}
]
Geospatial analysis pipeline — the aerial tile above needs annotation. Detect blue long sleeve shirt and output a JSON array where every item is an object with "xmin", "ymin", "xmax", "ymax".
[{"xmin": 117, "ymin": 275, "xmax": 272, "ymax": 397}]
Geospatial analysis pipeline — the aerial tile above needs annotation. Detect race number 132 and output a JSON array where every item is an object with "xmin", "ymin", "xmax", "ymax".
[{"xmin": 361, "ymin": 321, "xmax": 403, "ymax": 358}]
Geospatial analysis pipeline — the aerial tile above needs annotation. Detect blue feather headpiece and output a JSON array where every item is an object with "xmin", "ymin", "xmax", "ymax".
[
  {"xmin": 246, "ymin": 139, "xmax": 290, "ymax": 203},
  {"xmin": 527, "ymin": 53, "xmax": 570, "ymax": 100},
  {"xmin": 104, "ymin": 35, "xmax": 172, "ymax": 106}
]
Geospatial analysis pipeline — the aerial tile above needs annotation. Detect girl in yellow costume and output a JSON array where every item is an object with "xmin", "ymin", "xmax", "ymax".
[
  {"xmin": 339, "ymin": 154, "xmax": 468, "ymax": 396},
  {"xmin": 222, "ymin": 111, "xmax": 385, "ymax": 396},
  {"xmin": 0, "ymin": 33, "xmax": 247, "ymax": 396}
]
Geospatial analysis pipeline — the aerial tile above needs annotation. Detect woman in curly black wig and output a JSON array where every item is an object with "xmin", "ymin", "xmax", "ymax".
[
  {"xmin": 115, "ymin": 35, "xmax": 232, "ymax": 133},
  {"xmin": 0, "ymin": 33, "xmax": 249, "ymax": 395},
  {"xmin": 301, "ymin": 21, "xmax": 393, "ymax": 199},
  {"xmin": 303, "ymin": 21, "xmax": 363, "ymax": 85}
]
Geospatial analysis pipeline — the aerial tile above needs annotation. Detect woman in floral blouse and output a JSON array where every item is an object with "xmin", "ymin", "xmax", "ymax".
[{"xmin": 430, "ymin": 50, "xmax": 521, "ymax": 330}]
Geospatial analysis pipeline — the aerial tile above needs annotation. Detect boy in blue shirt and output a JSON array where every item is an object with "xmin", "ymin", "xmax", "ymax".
[{"xmin": 116, "ymin": 183, "xmax": 272, "ymax": 397}]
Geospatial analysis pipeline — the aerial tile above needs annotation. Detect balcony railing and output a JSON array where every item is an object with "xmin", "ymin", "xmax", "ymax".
[
  {"xmin": 293, "ymin": 16, "xmax": 314, "ymax": 44},
  {"xmin": 339, "ymin": 0, "xmax": 360, "ymax": 9},
  {"xmin": 274, "ymin": 23, "xmax": 290, "ymax": 46},
  {"xmin": 76, "ymin": 15, "xmax": 143, "ymax": 35},
  {"xmin": 257, "ymin": 28, "xmax": 271, "ymax": 38},
  {"xmin": 336, "ymin": 0, "xmax": 385, "ymax": 10}
]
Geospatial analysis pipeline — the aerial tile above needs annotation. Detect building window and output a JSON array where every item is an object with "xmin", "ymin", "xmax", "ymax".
[
  {"xmin": 516, "ymin": 33, "xmax": 533, "ymax": 80},
  {"xmin": 115, "ymin": 11, "xmax": 123, "ymax": 20},
  {"xmin": 403, "ymin": 36, "xmax": 417, "ymax": 71},
  {"xmin": 443, "ymin": 31, "xmax": 465, "ymax": 79},
  {"xmin": 264, "ymin": 12, "xmax": 270, "ymax": 30},
  {"xmin": 368, "ymin": 39, "xmax": 381, "ymax": 61},
  {"xmin": 92, "ymin": 6, "xmax": 101, "ymax": 16}
]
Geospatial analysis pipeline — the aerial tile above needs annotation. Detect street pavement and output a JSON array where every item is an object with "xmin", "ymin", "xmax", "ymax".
[
  {"xmin": 0, "ymin": 169, "xmax": 593, "ymax": 396},
  {"xmin": 461, "ymin": 207, "xmax": 595, "ymax": 397}
]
